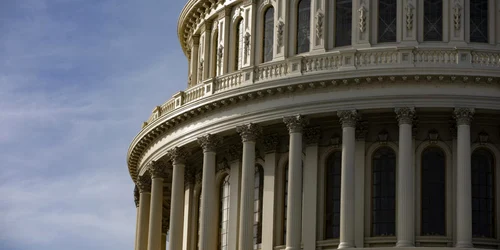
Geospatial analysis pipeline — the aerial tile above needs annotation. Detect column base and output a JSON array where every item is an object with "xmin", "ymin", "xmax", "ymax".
[
  {"xmin": 338, "ymin": 242, "xmax": 356, "ymax": 249},
  {"xmin": 396, "ymin": 240, "xmax": 415, "ymax": 247},
  {"xmin": 455, "ymin": 241, "xmax": 473, "ymax": 248}
]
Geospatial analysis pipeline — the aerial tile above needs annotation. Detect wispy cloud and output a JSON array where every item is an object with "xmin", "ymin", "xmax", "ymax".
[{"xmin": 0, "ymin": 0, "xmax": 187, "ymax": 249}]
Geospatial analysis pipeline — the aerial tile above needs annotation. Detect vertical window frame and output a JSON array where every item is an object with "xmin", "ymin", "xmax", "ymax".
[{"xmin": 262, "ymin": 6, "xmax": 275, "ymax": 63}]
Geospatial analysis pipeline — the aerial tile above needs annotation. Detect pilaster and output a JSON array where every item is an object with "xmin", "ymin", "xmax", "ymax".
[
  {"xmin": 200, "ymin": 22, "xmax": 213, "ymax": 81},
  {"xmin": 274, "ymin": 0, "xmax": 289, "ymax": 60},
  {"xmin": 302, "ymin": 127, "xmax": 320, "ymax": 250},
  {"xmin": 451, "ymin": 0, "xmax": 465, "ymax": 43},
  {"xmin": 311, "ymin": 0, "xmax": 327, "ymax": 53},
  {"xmin": 189, "ymin": 36, "xmax": 200, "ymax": 87},
  {"xmin": 354, "ymin": 0, "xmax": 371, "ymax": 47},
  {"xmin": 402, "ymin": 0, "xmax": 417, "ymax": 43}
]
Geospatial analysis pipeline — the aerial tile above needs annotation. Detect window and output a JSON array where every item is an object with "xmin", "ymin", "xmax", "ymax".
[
  {"xmin": 421, "ymin": 147, "xmax": 446, "ymax": 236},
  {"xmin": 378, "ymin": 0, "xmax": 397, "ymax": 43},
  {"xmin": 470, "ymin": 0, "xmax": 488, "ymax": 43},
  {"xmin": 372, "ymin": 147, "xmax": 396, "ymax": 236},
  {"xmin": 263, "ymin": 7, "xmax": 275, "ymax": 62},
  {"xmin": 424, "ymin": 0, "xmax": 443, "ymax": 41},
  {"xmin": 325, "ymin": 151, "xmax": 342, "ymax": 239},
  {"xmin": 472, "ymin": 149, "xmax": 495, "ymax": 238},
  {"xmin": 254, "ymin": 165, "xmax": 264, "ymax": 249},
  {"xmin": 296, "ymin": 0, "xmax": 311, "ymax": 54},
  {"xmin": 234, "ymin": 19, "xmax": 244, "ymax": 70},
  {"xmin": 335, "ymin": 0, "xmax": 352, "ymax": 47},
  {"xmin": 219, "ymin": 176, "xmax": 230, "ymax": 250}
]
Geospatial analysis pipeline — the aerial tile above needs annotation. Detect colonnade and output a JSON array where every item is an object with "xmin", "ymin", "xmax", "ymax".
[{"xmin": 134, "ymin": 107, "xmax": 477, "ymax": 250}]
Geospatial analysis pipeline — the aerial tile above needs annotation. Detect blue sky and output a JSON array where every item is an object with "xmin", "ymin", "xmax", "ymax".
[{"xmin": 0, "ymin": 1, "xmax": 187, "ymax": 249}]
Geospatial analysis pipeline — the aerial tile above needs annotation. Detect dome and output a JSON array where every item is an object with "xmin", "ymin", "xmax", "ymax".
[{"xmin": 130, "ymin": 1, "xmax": 500, "ymax": 250}]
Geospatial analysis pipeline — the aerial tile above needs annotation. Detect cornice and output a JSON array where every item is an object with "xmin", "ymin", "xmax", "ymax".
[{"xmin": 127, "ymin": 71, "xmax": 500, "ymax": 182}]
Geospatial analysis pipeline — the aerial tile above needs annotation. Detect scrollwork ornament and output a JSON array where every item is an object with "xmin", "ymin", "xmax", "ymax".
[
  {"xmin": 453, "ymin": 0, "xmax": 462, "ymax": 30},
  {"xmin": 217, "ymin": 45, "xmax": 224, "ymax": 65},
  {"xmin": 263, "ymin": 134, "xmax": 279, "ymax": 153},
  {"xmin": 337, "ymin": 110, "xmax": 359, "ymax": 128},
  {"xmin": 197, "ymin": 134, "xmax": 223, "ymax": 153},
  {"xmin": 236, "ymin": 123, "xmax": 262, "ymax": 142},
  {"xmin": 137, "ymin": 174, "xmax": 152, "ymax": 193},
  {"xmin": 454, "ymin": 108, "xmax": 475, "ymax": 126},
  {"xmin": 395, "ymin": 107, "xmax": 416, "ymax": 125},
  {"xmin": 167, "ymin": 146, "xmax": 189, "ymax": 165},
  {"xmin": 244, "ymin": 32, "xmax": 251, "ymax": 55},
  {"xmin": 304, "ymin": 127, "xmax": 321, "ymax": 145},
  {"xmin": 405, "ymin": 0, "xmax": 415, "ymax": 31},
  {"xmin": 283, "ymin": 115, "xmax": 309, "ymax": 133},
  {"xmin": 358, "ymin": 3, "xmax": 367, "ymax": 33},
  {"xmin": 316, "ymin": 11, "xmax": 324, "ymax": 39},
  {"xmin": 276, "ymin": 20, "xmax": 285, "ymax": 47}
]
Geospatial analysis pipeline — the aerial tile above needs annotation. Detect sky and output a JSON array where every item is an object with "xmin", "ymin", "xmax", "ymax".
[{"xmin": 0, "ymin": 1, "xmax": 187, "ymax": 249}]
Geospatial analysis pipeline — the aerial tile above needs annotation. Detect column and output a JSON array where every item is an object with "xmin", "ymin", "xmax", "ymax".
[
  {"xmin": 189, "ymin": 35, "xmax": 200, "ymax": 87},
  {"xmin": 182, "ymin": 177, "xmax": 195, "ymax": 250},
  {"xmin": 134, "ymin": 186, "xmax": 140, "ymax": 250},
  {"xmin": 147, "ymin": 161, "xmax": 167, "ymax": 250},
  {"xmin": 302, "ymin": 127, "xmax": 320, "ymax": 250},
  {"xmin": 283, "ymin": 115, "xmax": 308, "ymax": 250},
  {"xmin": 136, "ymin": 175, "xmax": 152, "ymax": 250},
  {"xmin": 197, "ymin": 134, "xmax": 222, "ymax": 250},
  {"xmin": 167, "ymin": 147, "xmax": 189, "ymax": 250},
  {"xmin": 236, "ymin": 124, "xmax": 262, "ymax": 250},
  {"xmin": 227, "ymin": 146, "xmax": 242, "ymax": 250},
  {"xmin": 262, "ymin": 134, "xmax": 279, "ymax": 250},
  {"xmin": 161, "ymin": 219, "xmax": 168, "ymax": 250},
  {"xmin": 354, "ymin": 122, "xmax": 368, "ymax": 247},
  {"xmin": 311, "ymin": 0, "xmax": 327, "ymax": 52},
  {"xmin": 337, "ymin": 110, "xmax": 358, "ymax": 249},
  {"xmin": 395, "ymin": 107, "xmax": 416, "ymax": 247},
  {"xmin": 450, "ymin": 125, "xmax": 458, "ymax": 245},
  {"xmin": 454, "ymin": 108, "xmax": 474, "ymax": 248}
]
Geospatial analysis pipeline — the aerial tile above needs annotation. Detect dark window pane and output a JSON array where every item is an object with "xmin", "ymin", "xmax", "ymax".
[
  {"xmin": 335, "ymin": 0, "xmax": 352, "ymax": 47},
  {"xmin": 470, "ymin": 0, "xmax": 488, "ymax": 43},
  {"xmin": 378, "ymin": 0, "xmax": 397, "ymax": 43},
  {"xmin": 263, "ymin": 7, "xmax": 274, "ymax": 62},
  {"xmin": 371, "ymin": 147, "xmax": 396, "ymax": 236},
  {"xmin": 472, "ymin": 149, "xmax": 495, "ymax": 238},
  {"xmin": 421, "ymin": 147, "xmax": 446, "ymax": 236},
  {"xmin": 424, "ymin": 0, "xmax": 443, "ymax": 41},
  {"xmin": 325, "ymin": 151, "xmax": 342, "ymax": 239},
  {"xmin": 296, "ymin": 0, "xmax": 311, "ymax": 54}
]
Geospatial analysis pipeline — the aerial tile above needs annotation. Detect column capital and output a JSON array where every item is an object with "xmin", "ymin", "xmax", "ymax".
[
  {"xmin": 134, "ymin": 185, "xmax": 140, "ymax": 208},
  {"xmin": 148, "ymin": 160, "xmax": 169, "ymax": 179},
  {"xmin": 197, "ymin": 134, "xmax": 223, "ymax": 153},
  {"xmin": 162, "ymin": 217, "xmax": 169, "ymax": 235},
  {"xmin": 283, "ymin": 115, "xmax": 309, "ymax": 133},
  {"xmin": 137, "ymin": 174, "xmax": 152, "ymax": 193},
  {"xmin": 337, "ymin": 110, "xmax": 359, "ymax": 128},
  {"xmin": 454, "ymin": 108, "xmax": 475, "ymax": 125},
  {"xmin": 167, "ymin": 146, "xmax": 190, "ymax": 165},
  {"xmin": 304, "ymin": 127, "xmax": 321, "ymax": 145},
  {"xmin": 395, "ymin": 107, "xmax": 416, "ymax": 125},
  {"xmin": 263, "ymin": 134, "xmax": 279, "ymax": 153},
  {"xmin": 236, "ymin": 123, "xmax": 262, "ymax": 142}
]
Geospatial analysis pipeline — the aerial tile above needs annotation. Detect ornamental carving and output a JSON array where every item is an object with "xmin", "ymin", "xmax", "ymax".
[
  {"xmin": 395, "ymin": 107, "xmax": 416, "ymax": 125},
  {"xmin": 283, "ymin": 115, "xmax": 309, "ymax": 133},
  {"xmin": 304, "ymin": 127, "xmax": 321, "ymax": 145},
  {"xmin": 454, "ymin": 108, "xmax": 475, "ymax": 126},
  {"xmin": 226, "ymin": 143, "xmax": 243, "ymax": 162},
  {"xmin": 197, "ymin": 134, "xmax": 223, "ymax": 152},
  {"xmin": 148, "ymin": 160, "xmax": 168, "ymax": 179},
  {"xmin": 358, "ymin": 4, "xmax": 367, "ymax": 33},
  {"xmin": 167, "ymin": 146, "xmax": 189, "ymax": 165},
  {"xmin": 337, "ymin": 110, "xmax": 359, "ymax": 128},
  {"xmin": 217, "ymin": 45, "xmax": 224, "ymax": 66},
  {"xmin": 263, "ymin": 134, "xmax": 279, "ymax": 153},
  {"xmin": 453, "ymin": 0, "xmax": 462, "ymax": 30},
  {"xmin": 316, "ymin": 11, "xmax": 324, "ymax": 39},
  {"xmin": 137, "ymin": 174, "xmax": 152, "ymax": 193},
  {"xmin": 244, "ymin": 32, "xmax": 251, "ymax": 55},
  {"xmin": 217, "ymin": 158, "xmax": 230, "ymax": 174},
  {"xmin": 236, "ymin": 123, "xmax": 262, "ymax": 142},
  {"xmin": 276, "ymin": 20, "xmax": 285, "ymax": 47},
  {"xmin": 356, "ymin": 120, "xmax": 368, "ymax": 140},
  {"xmin": 134, "ymin": 185, "xmax": 140, "ymax": 207},
  {"xmin": 198, "ymin": 60, "xmax": 204, "ymax": 81},
  {"xmin": 428, "ymin": 129, "xmax": 439, "ymax": 144},
  {"xmin": 405, "ymin": 0, "xmax": 415, "ymax": 31}
]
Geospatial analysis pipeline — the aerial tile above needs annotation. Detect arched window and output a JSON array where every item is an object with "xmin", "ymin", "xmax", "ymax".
[
  {"xmin": 325, "ymin": 151, "xmax": 342, "ymax": 239},
  {"xmin": 335, "ymin": 0, "xmax": 352, "ymax": 47},
  {"xmin": 234, "ymin": 19, "xmax": 244, "ymax": 71},
  {"xmin": 421, "ymin": 147, "xmax": 446, "ymax": 236},
  {"xmin": 472, "ymin": 149, "xmax": 495, "ymax": 238},
  {"xmin": 378, "ymin": 0, "xmax": 397, "ymax": 43},
  {"xmin": 219, "ymin": 175, "xmax": 230, "ymax": 250},
  {"xmin": 263, "ymin": 7, "xmax": 274, "ymax": 62},
  {"xmin": 371, "ymin": 147, "xmax": 396, "ymax": 236},
  {"xmin": 296, "ymin": 0, "xmax": 311, "ymax": 54},
  {"xmin": 424, "ymin": 0, "xmax": 443, "ymax": 41},
  {"xmin": 254, "ymin": 165, "xmax": 264, "ymax": 249},
  {"xmin": 470, "ymin": 0, "xmax": 488, "ymax": 43}
]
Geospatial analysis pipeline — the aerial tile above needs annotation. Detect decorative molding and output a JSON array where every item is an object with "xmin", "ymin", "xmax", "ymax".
[
  {"xmin": 167, "ymin": 146, "xmax": 190, "ymax": 165},
  {"xmin": 337, "ymin": 110, "xmax": 359, "ymax": 128},
  {"xmin": 405, "ymin": 0, "xmax": 415, "ymax": 31},
  {"xmin": 304, "ymin": 127, "xmax": 321, "ymax": 145},
  {"xmin": 244, "ymin": 32, "xmax": 251, "ymax": 55},
  {"xmin": 236, "ymin": 123, "xmax": 262, "ymax": 142},
  {"xmin": 377, "ymin": 129, "xmax": 389, "ymax": 145},
  {"xmin": 427, "ymin": 129, "xmax": 439, "ymax": 144},
  {"xmin": 358, "ymin": 3, "xmax": 367, "ymax": 33},
  {"xmin": 197, "ymin": 134, "xmax": 223, "ymax": 152},
  {"xmin": 395, "ymin": 107, "xmax": 416, "ymax": 125},
  {"xmin": 453, "ymin": 0, "xmax": 462, "ymax": 30},
  {"xmin": 137, "ymin": 174, "xmax": 152, "ymax": 193},
  {"xmin": 356, "ymin": 120, "xmax": 368, "ymax": 140},
  {"xmin": 263, "ymin": 134, "xmax": 279, "ymax": 153},
  {"xmin": 276, "ymin": 20, "xmax": 285, "ymax": 47},
  {"xmin": 134, "ymin": 185, "xmax": 140, "ymax": 207},
  {"xmin": 283, "ymin": 115, "xmax": 309, "ymax": 133},
  {"xmin": 315, "ymin": 11, "xmax": 324, "ymax": 39},
  {"xmin": 453, "ymin": 108, "xmax": 475, "ymax": 126},
  {"xmin": 217, "ymin": 44, "xmax": 224, "ymax": 66}
]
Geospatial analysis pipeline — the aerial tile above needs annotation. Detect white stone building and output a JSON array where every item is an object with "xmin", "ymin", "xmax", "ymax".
[{"xmin": 128, "ymin": 1, "xmax": 500, "ymax": 250}]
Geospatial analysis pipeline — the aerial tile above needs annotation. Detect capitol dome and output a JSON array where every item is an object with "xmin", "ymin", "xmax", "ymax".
[{"xmin": 128, "ymin": 1, "xmax": 500, "ymax": 250}]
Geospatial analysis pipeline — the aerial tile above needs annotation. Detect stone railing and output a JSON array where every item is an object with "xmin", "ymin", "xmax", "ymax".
[{"xmin": 143, "ymin": 47, "xmax": 500, "ymax": 127}]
